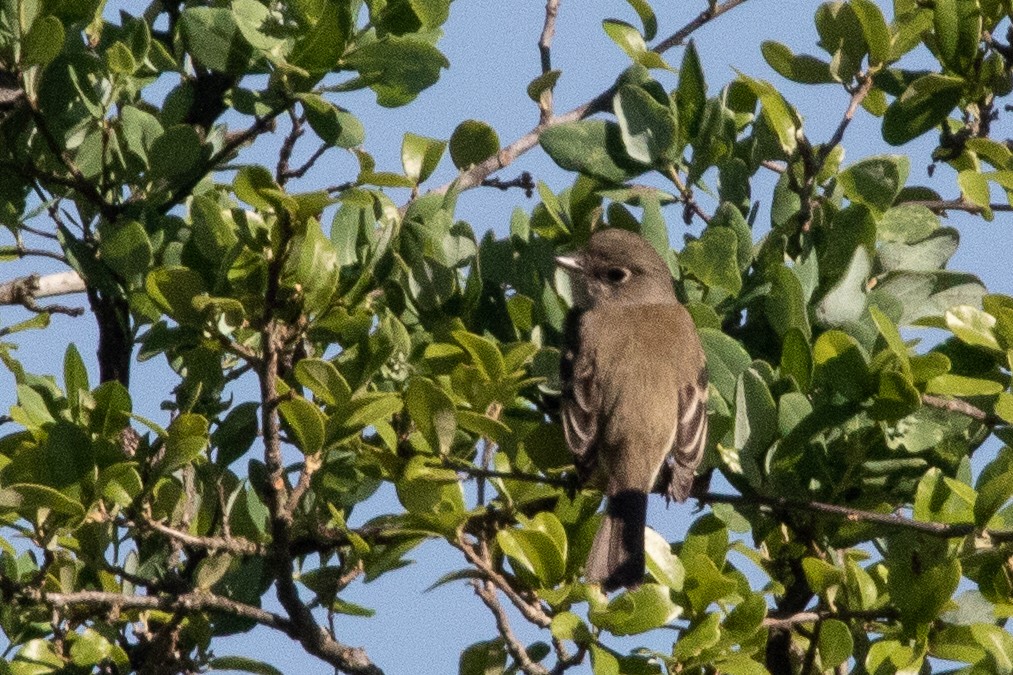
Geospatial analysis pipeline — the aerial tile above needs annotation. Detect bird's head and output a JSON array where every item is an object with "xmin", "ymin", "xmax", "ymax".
[{"xmin": 555, "ymin": 229, "xmax": 676, "ymax": 309}]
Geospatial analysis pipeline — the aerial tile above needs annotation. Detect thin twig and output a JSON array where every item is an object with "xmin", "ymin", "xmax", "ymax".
[
  {"xmin": 817, "ymin": 74, "xmax": 874, "ymax": 166},
  {"xmin": 282, "ymin": 143, "xmax": 329, "ymax": 181},
  {"xmin": 537, "ymin": 0, "xmax": 561, "ymax": 123},
  {"xmin": 905, "ymin": 199, "xmax": 1013, "ymax": 214},
  {"xmin": 762, "ymin": 608, "xmax": 898, "ymax": 630},
  {"xmin": 140, "ymin": 517, "xmax": 263, "ymax": 556},
  {"xmin": 653, "ymin": 0, "xmax": 750, "ymax": 53},
  {"xmin": 424, "ymin": 0, "xmax": 750, "ymax": 197},
  {"xmin": 922, "ymin": 394, "xmax": 1002, "ymax": 426},
  {"xmin": 664, "ymin": 164, "xmax": 711, "ymax": 224},
  {"xmin": 284, "ymin": 452, "xmax": 322, "ymax": 518},
  {"xmin": 698, "ymin": 492, "xmax": 976, "ymax": 538},
  {"xmin": 481, "ymin": 172, "xmax": 536, "ymax": 197},
  {"xmin": 160, "ymin": 104, "xmax": 290, "ymax": 216},
  {"xmin": 472, "ymin": 580, "xmax": 550, "ymax": 675},
  {"xmin": 456, "ymin": 535, "xmax": 553, "ymax": 628},
  {"xmin": 277, "ymin": 109, "xmax": 305, "ymax": 185}
]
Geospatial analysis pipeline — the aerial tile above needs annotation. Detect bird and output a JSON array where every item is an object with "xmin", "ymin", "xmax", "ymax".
[{"xmin": 556, "ymin": 228, "xmax": 708, "ymax": 592}]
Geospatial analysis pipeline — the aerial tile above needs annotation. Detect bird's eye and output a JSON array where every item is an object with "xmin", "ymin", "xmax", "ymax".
[{"xmin": 605, "ymin": 267, "xmax": 630, "ymax": 283}]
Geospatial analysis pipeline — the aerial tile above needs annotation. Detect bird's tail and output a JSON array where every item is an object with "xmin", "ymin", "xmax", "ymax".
[{"xmin": 586, "ymin": 490, "xmax": 648, "ymax": 592}]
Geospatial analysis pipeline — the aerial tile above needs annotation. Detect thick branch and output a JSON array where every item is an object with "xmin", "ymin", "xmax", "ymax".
[{"xmin": 26, "ymin": 589, "xmax": 289, "ymax": 631}]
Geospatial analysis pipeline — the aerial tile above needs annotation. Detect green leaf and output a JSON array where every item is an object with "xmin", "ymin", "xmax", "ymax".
[
  {"xmin": 336, "ymin": 392, "xmax": 403, "ymax": 433},
  {"xmin": 496, "ymin": 512, "xmax": 567, "ymax": 587},
  {"xmin": 22, "ymin": 15, "xmax": 65, "ymax": 67},
  {"xmin": 815, "ymin": 1, "xmax": 867, "ymax": 81},
  {"xmin": 98, "ymin": 463, "xmax": 143, "ymax": 508},
  {"xmin": 877, "ymin": 204, "xmax": 940, "ymax": 243},
  {"xmin": 914, "ymin": 467, "xmax": 975, "ymax": 525},
  {"xmin": 624, "ymin": 0, "xmax": 657, "ymax": 40},
  {"xmin": 459, "ymin": 639, "xmax": 507, "ymax": 675},
  {"xmin": 90, "ymin": 381, "xmax": 132, "ymax": 438},
  {"xmin": 699, "ymin": 328, "xmax": 752, "ymax": 403},
  {"xmin": 671, "ymin": 612, "xmax": 721, "ymax": 661},
  {"xmin": 0, "ymin": 484, "xmax": 85, "ymax": 518},
  {"xmin": 149, "ymin": 125, "xmax": 204, "ymax": 179},
  {"xmin": 676, "ymin": 41, "xmax": 706, "ymax": 138},
  {"xmin": 819, "ymin": 619, "xmax": 854, "ymax": 670},
  {"xmin": 278, "ymin": 397, "xmax": 326, "ymax": 454},
  {"xmin": 815, "ymin": 247, "xmax": 870, "ymax": 327},
  {"xmin": 288, "ymin": 0, "xmax": 351, "ymax": 73},
  {"xmin": 160, "ymin": 414, "xmax": 210, "ymax": 473},
  {"xmin": 877, "ymin": 228, "xmax": 958, "ymax": 272},
  {"xmin": 613, "ymin": 84, "xmax": 677, "ymax": 165},
  {"xmin": 70, "ymin": 628, "xmax": 114, "ymax": 667},
  {"xmin": 781, "ymin": 328, "xmax": 812, "ymax": 390},
  {"xmin": 105, "ymin": 41, "xmax": 136, "ymax": 75},
  {"xmin": 448, "ymin": 120, "xmax": 500, "ymax": 170},
  {"xmin": 975, "ymin": 447, "xmax": 1013, "ymax": 527},
  {"xmin": 63, "ymin": 343, "xmax": 89, "ymax": 400},
  {"xmin": 298, "ymin": 94, "xmax": 364, "ymax": 148},
  {"xmin": 958, "ymin": 169, "xmax": 992, "ymax": 219},
  {"xmin": 925, "ymin": 373, "xmax": 1004, "ymax": 396},
  {"xmin": 680, "ymin": 227, "xmax": 742, "ymax": 295},
  {"xmin": 934, "ymin": 0, "xmax": 982, "ymax": 74},
  {"xmin": 736, "ymin": 73, "xmax": 799, "ymax": 155},
  {"xmin": 402, "ymin": 132, "xmax": 446, "ymax": 184},
  {"xmin": 294, "ymin": 359, "xmax": 351, "ymax": 408},
  {"xmin": 527, "ymin": 69, "xmax": 561, "ymax": 103},
  {"xmin": 733, "ymin": 368, "xmax": 777, "ymax": 489},
  {"xmin": 945, "ymin": 305, "xmax": 1002, "ymax": 351},
  {"xmin": 100, "ymin": 220, "xmax": 152, "ymax": 280},
  {"xmin": 396, "ymin": 455, "xmax": 465, "ymax": 517},
  {"xmin": 644, "ymin": 527, "xmax": 685, "ymax": 591},
  {"xmin": 802, "ymin": 557, "xmax": 845, "ymax": 593},
  {"xmin": 838, "ymin": 155, "xmax": 910, "ymax": 213},
  {"xmin": 145, "ymin": 266, "xmax": 207, "ymax": 325},
  {"xmin": 760, "ymin": 41, "xmax": 835, "ymax": 84},
  {"xmin": 405, "ymin": 377, "xmax": 457, "ymax": 454},
  {"xmin": 540, "ymin": 119, "xmax": 646, "ymax": 183},
  {"xmin": 851, "ymin": 0, "xmax": 892, "ymax": 66},
  {"xmin": 887, "ymin": 531, "xmax": 960, "ymax": 624},
  {"xmin": 180, "ymin": 7, "xmax": 253, "ymax": 74},
  {"xmin": 882, "ymin": 74, "xmax": 965, "ymax": 145},
  {"xmin": 208, "ymin": 656, "xmax": 283, "ymax": 675},
  {"xmin": 589, "ymin": 583, "xmax": 680, "ymax": 636},
  {"xmin": 765, "ymin": 265, "xmax": 811, "ymax": 339},
  {"xmin": 602, "ymin": 19, "xmax": 663, "ymax": 68},
  {"xmin": 813, "ymin": 330, "xmax": 871, "ymax": 401},
  {"xmin": 344, "ymin": 36, "xmax": 449, "ymax": 107}
]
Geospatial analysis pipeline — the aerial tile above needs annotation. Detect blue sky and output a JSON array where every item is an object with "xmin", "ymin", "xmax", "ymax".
[{"xmin": 2, "ymin": 0, "xmax": 1011, "ymax": 672}]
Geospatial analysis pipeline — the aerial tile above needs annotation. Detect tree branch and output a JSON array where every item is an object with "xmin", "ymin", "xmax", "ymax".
[
  {"xmin": 906, "ymin": 199, "xmax": 1013, "ymax": 215},
  {"xmin": 424, "ymin": 0, "xmax": 750, "ymax": 197},
  {"xmin": 922, "ymin": 393, "xmax": 1002, "ymax": 426},
  {"xmin": 471, "ymin": 579, "xmax": 549, "ymax": 675},
  {"xmin": 536, "ymin": 0, "xmax": 561, "ymax": 123},
  {"xmin": 698, "ymin": 492, "xmax": 977, "ymax": 538}
]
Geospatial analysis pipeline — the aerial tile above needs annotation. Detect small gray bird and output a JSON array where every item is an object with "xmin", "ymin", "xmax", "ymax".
[{"xmin": 557, "ymin": 228, "xmax": 708, "ymax": 592}]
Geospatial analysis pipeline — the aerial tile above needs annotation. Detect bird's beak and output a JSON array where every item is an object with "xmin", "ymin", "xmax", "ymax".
[{"xmin": 555, "ymin": 255, "xmax": 582, "ymax": 272}]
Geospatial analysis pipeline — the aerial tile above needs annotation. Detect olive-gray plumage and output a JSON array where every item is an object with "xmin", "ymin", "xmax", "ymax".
[{"xmin": 558, "ymin": 229, "xmax": 708, "ymax": 592}]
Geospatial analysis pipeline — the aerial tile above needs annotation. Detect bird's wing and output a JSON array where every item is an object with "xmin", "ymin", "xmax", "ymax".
[
  {"xmin": 561, "ymin": 311, "xmax": 601, "ymax": 483},
  {"xmin": 665, "ymin": 366, "xmax": 709, "ymax": 502}
]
